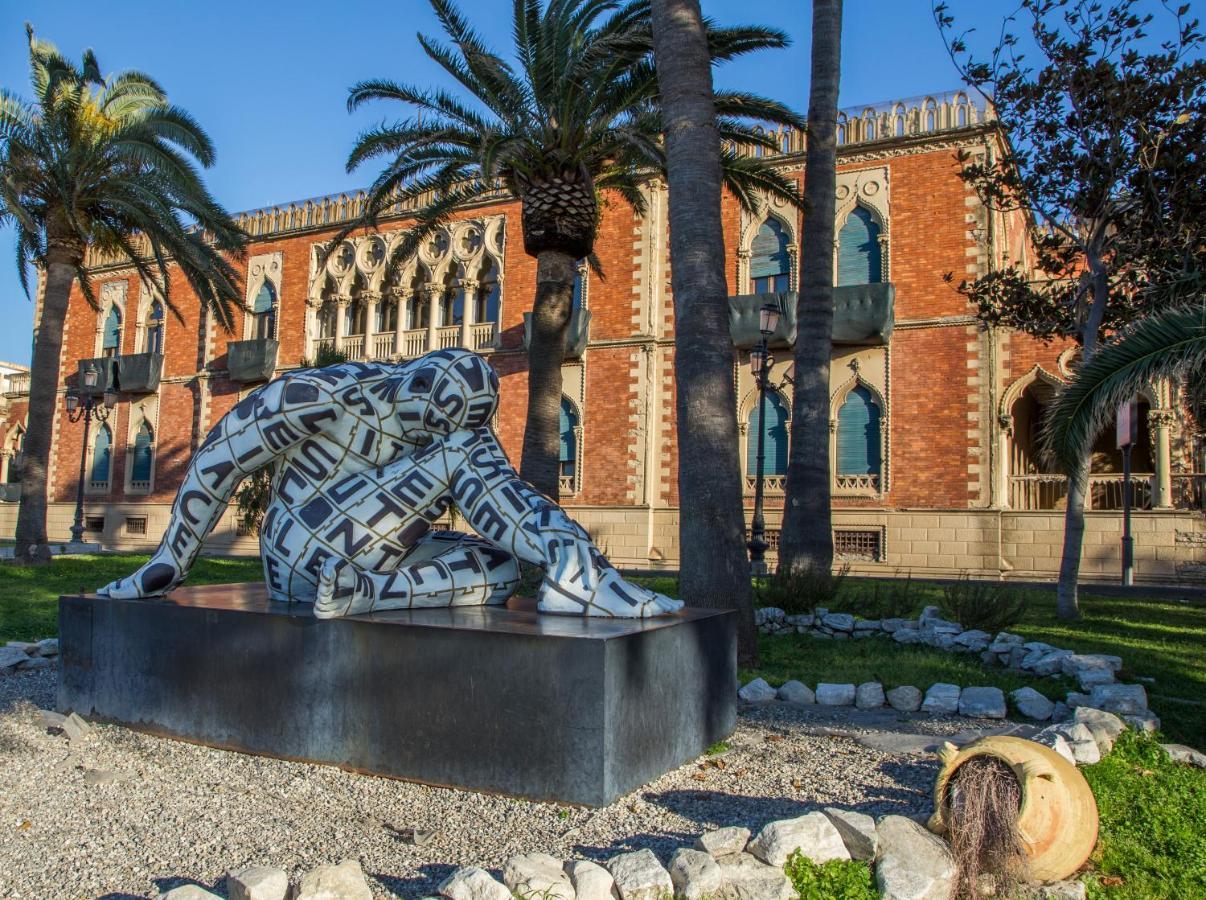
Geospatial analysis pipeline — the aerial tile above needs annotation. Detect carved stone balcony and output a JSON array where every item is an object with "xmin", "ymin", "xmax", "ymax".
[
  {"xmin": 115, "ymin": 352, "xmax": 164, "ymax": 393},
  {"xmin": 523, "ymin": 308, "xmax": 592, "ymax": 359},
  {"xmin": 728, "ymin": 284, "xmax": 895, "ymax": 349},
  {"xmin": 227, "ymin": 339, "xmax": 280, "ymax": 384}
]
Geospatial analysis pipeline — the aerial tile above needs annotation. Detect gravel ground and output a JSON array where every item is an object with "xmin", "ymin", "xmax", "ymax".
[{"xmin": 0, "ymin": 668, "xmax": 1002, "ymax": 899}]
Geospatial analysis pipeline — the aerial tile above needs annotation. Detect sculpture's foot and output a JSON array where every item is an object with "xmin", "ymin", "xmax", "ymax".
[{"xmin": 538, "ymin": 568, "xmax": 684, "ymax": 618}]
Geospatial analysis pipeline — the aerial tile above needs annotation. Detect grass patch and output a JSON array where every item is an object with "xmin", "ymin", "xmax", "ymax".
[
  {"xmin": 704, "ymin": 740, "xmax": 731, "ymax": 756},
  {"xmin": 0, "ymin": 554, "xmax": 262, "ymax": 642},
  {"xmin": 784, "ymin": 850, "xmax": 877, "ymax": 899},
  {"xmin": 1080, "ymin": 730, "xmax": 1206, "ymax": 897}
]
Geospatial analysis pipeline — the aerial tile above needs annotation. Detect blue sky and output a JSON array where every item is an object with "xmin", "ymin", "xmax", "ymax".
[{"xmin": 0, "ymin": 0, "xmax": 1010, "ymax": 366}]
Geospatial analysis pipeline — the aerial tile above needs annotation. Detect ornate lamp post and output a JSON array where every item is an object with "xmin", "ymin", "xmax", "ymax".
[
  {"xmin": 747, "ymin": 301, "xmax": 782, "ymax": 575},
  {"xmin": 66, "ymin": 364, "xmax": 117, "ymax": 544}
]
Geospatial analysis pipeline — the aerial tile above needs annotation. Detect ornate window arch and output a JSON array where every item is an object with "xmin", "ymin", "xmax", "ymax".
[
  {"xmin": 129, "ymin": 417, "xmax": 155, "ymax": 492},
  {"xmin": 836, "ymin": 204, "xmax": 885, "ymax": 286},
  {"xmin": 831, "ymin": 376, "xmax": 887, "ymax": 495},
  {"xmin": 748, "ymin": 217, "xmax": 793, "ymax": 294},
  {"xmin": 87, "ymin": 423, "xmax": 113, "ymax": 493},
  {"xmin": 243, "ymin": 252, "xmax": 283, "ymax": 341},
  {"xmin": 96, "ymin": 281, "xmax": 127, "ymax": 358},
  {"xmin": 143, "ymin": 300, "xmax": 165, "ymax": 354},
  {"xmin": 738, "ymin": 387, "xmax": 790, "ymax": 492},
  {"xmin": 559, "ymin": 395, "xmax": 583, "ymax": 495}
]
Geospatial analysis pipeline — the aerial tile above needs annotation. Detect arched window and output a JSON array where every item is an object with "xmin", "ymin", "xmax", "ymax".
[
  {"xmin": 750, "ymin": 219, "xmax": 791, "ymax": 294},
  {"xmin": 376, "ymin": 297, "xmax": 398, "ymax": 333},
  {"xmin": 474, "ymin": 261, "xmax": 501, "ymax": 324},
  {"xmin": 251, "ymin": 282, "xmax": 276, "ymax": 340},
  {"xmin": 6, "ymin": 426, "xmax": 24, "ymax": 484},
  {"xmin": 746, "ymin": 391, "xmax": 789, "ymax": 476},
  {"xmin": 102, "ymin": 306, "xmax": 123, "ymax": 357},
  {"xmin": 406, "ymin": 275, "xmax": 430, "ymax": 330},
  {"xmin": 836, "ymin": 386, "xmax": 882, "ymax": 479},
  {"xmin": 145, "ymin": 301, "xmax": 165, "ymax": 354},
  {"xmin": 572, "ymin": 262, "xmax": 585, "ymax": 310},
  {"xmin": 90, "ymin": 424, "xmax": 113, "ymax": 488},
  {"xmin": 440, "ymin": 271, "xmax": 465, "ymax": 327},
  {"xmin": 344, "ymin": 298, "xmax": 366, "ymax": 336},
  {"xmin": 131, "ymin": 420, "xmax": 154, "ymax": 488},
  {"xmin": 317, "ymin": 301, "xmax": 338, "ymax": 339},
  {"xmin": 559, "ymin": 397, "xmax": 578, "ymax": 480},
  {"xmin": 837, "ymin": 206, "xmax": 883, "ymax": 286}
]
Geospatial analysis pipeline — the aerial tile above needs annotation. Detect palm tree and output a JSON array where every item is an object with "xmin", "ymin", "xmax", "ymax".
[
  {"xmin": 1043, "ymin": 302, "xmax": 1206, "ymax": 472},
  {"xmin": 335, "ymin": 0, "xmax": 804, "ymax": 499},
  {"xmin": 779, "ymin": 0, "xmax": 843, "ymax": 575},
  {"xmin": 0, "ymin": 27, "xmax": 245, "ymax": 563},
  {"xmin": 650, "ymin": 0, "xmax": 759, "ymax": 662}
]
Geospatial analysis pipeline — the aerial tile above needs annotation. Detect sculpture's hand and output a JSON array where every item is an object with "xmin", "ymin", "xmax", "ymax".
[{"xmin": 96, "ymin": 553, "xmax": 182, "ymax": 599}]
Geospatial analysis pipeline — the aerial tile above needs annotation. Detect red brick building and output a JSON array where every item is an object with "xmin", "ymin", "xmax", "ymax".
[{"xmin": 4, "ymin": 92, "xmax": 1202, "ymax": 583}]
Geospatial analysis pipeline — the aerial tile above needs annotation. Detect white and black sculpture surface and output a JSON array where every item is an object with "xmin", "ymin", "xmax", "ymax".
[{"xmin": 99, "ymin": 349, "xmax": 681, "ymax": 618}]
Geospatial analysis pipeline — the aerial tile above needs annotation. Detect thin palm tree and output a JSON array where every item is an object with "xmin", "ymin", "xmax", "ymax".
[
  {"xmin": 1043, "ymin": 302, "xmax": 1206, "ymax": 473},
  {"xmin": 335, "ymin": 0, "xmax": 804, "ymax": 498},
  {"xmin": 0, "ymin": 27, "xmax": 246, "ymax": 563},
  {"xmin": 779, "ymin": 0, "xmax": 842, "ymax": 575}
]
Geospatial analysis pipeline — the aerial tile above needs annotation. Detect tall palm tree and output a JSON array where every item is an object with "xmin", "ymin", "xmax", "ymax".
[
  {"xmin": 650, "ymin": 0, "xmax": 758, "ymax": 663},
  {"xmin": 0, "ymin": 27, "xmax": 245, "ymax": 563},
  {"xmin": 335, "ymin": 0, "xmax": 804, "ymax": 498},
  {"xmin": 1044, "ymin": 302, "xmax": 1206, "ymax": 472},
  {"xmin": 779, "ymin": 0, "xmax": 842, "ymax": 575}
]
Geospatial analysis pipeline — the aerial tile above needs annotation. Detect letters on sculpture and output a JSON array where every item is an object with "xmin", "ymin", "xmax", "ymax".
[{"xmin": 99, "ymin": 349, "xmax": 683, "ymax": 618}]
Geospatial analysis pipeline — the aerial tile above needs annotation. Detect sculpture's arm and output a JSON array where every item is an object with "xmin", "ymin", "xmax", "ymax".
[
  {"xmin": 446, "ymin": 428, "xmax": 682, "ymax": 617},
  {"xmin": 98, "ymin": 375, "xmax": 342, "ymax": 598}
]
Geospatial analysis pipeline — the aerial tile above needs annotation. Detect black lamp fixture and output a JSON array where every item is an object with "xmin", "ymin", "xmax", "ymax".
[
  {"xmin": 747, "ymin": 300, "xmax": 784, "ymax": 575},
  {"xmin": 66, "ymin": 363, "xmax": 116, "ymax": 544}
]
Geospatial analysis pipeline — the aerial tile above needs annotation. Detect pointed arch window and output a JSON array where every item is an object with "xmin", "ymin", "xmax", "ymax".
[
  {"xmin": 560, "ymin": 397, "xmax": 579, "ymax": 482},
  {"xmin": 750, "ymin": 219, "xmax": 791, "ymax": 294},
  {"xmin": 317, "ymin": 301, "xmax": 338, "ymax": 340},
  {"xmin": 440, "ymin": 271, "xmax": 465, "ymax": 327},
  {"xmin": 376, "ymin": 296, "xmax": 398, "ymax": 334},
  {"xmin": 90, "ymin": 424, "xmax": 113, "ymax": 489},
  {"xmin": 131, "ymin": 420, "xmax": 154, "ymax": 489},
  {"xmin": 6, "ymin": 426, "xmax": 25, "ymax": 484},
  {"xmin": 746, "ymin": 391, "xmax": 789, "ymax": 477},
  {"xmin": 344, "ymin": 298, "xmax": 367, "ymax": 336},
  {"xmin": 252, "ymin": 282, "xmax": 276, "ymax": 340},
  {"xmin": 837, "ymin": 206, "xmax": 883, "ymax": 286},
  {"xmin": 475, "ymin": 261, "xmax": 501, "ymax": 324},
  {"xmin": 836, "ymin": 385, "xmax": 882, "ymax": 483},
  {"xmin": 144, "ymin": 300, "xmax": 165, "ymax": 354},
  {"xmin": 102, "ymin": 306, "xmax": 123, "ymax": 357},
  {"xmin": 406, "ymin": 275, "xmax": 430, "ymax": 330}
]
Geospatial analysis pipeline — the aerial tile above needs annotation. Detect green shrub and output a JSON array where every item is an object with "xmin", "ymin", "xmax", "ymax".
[
  {"xmin": 784, "ymin": 851, "xmax": 876, "ymax": 899},
  {"xmin": 939, "ymin": 575, "xmax": 1027, "ymax": 634},
  {"xmin": 756, "ymin": 563, "xmax": 849, "ymax": 616},
  {"xmin": 846, "ymin": 572, "xmax": 919, "ymax": 620}
]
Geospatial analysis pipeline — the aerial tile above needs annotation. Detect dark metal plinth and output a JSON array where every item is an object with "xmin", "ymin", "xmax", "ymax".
[{"xmin": 58, "ymin": 585, "xmax": 736, "ymax": 806}]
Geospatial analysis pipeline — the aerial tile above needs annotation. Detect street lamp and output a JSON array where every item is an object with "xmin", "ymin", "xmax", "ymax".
[
  {"xmin": 747, "ymin": 300, "xmax": 781, "ymax": 575},
  {"xmin": 66, "ymin": 364, "xmax": 115, "ymax": 544}
]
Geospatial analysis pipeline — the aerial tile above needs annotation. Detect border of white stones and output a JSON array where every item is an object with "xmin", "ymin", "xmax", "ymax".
[
  {"xmin": 753, "ymin": 604, "xmax": 1160, "ymax": 730},
  {"xmin": 0, "ymin": 638, "xmax": 58, "ymax": 673}
]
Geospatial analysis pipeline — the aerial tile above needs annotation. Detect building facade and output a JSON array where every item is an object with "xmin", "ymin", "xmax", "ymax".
[{"xmin": 3, "ymin": 92, "xmax": 1203, "ymax": 583}]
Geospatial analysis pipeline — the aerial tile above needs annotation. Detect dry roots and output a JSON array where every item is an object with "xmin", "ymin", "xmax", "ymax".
[{"xmin": 945, "ymin": 755, "xmax": 1029, "ymax": 897}]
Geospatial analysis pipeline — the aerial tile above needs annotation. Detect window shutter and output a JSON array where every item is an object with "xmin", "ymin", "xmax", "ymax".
[
  {"xmin": 91, "ymin": 426, "xmax": 112, "ymax": 483},
  {"xmin": 252, "ymin": 282, "xmax": 275, "ymax": 314},
  {"xmin": 559, "ymin": 399, "xmax": 577, "ymax": 464},
  {"xmin": 837, "ymin": 386, "xmax": 882, "ymax": 475},
  {"xmin": 837, "ymin": 207, "xmax": 883, "ymax": 286},
  {"xmin": 750, "ymin": 220, "xmax": 791, "ymax": 281},
  {"xmin": 746, "ymin": 392, "xmax": 789, "ymax": 476},
  {"xmin": 132, "ymin": 423, "xmax": 154, "ymax": 482},
  {"xmin": 102, "ymin": 307, "xmax": 122, "ymax": 351}
]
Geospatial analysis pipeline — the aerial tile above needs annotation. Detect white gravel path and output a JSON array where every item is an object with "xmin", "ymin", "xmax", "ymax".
[{"xmin": 0, "ymin": 669, "xmax": 1000, "ymax": 899}]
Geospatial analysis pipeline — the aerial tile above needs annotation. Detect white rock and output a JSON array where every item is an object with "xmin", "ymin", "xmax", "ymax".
[
  {"xmin": 440, "ymin": 867, "xmax": 512, "ymax": 900},
  {"xmin": 816, "ymin": 683, "xmax": 856, "ymax": 706},
  {"xmin": 0, "ymin": 646, "xmax": 30, "ymax": 669},
  {"xmin": 755, "ymin": 608, "xmax": 786, "ymax": 625},
  {"xmin": 1040, "ymin": 880, "xmax": 1087, "ymax": 899},
  {"xmin": 295, "ymin": 860, "xmax": 373, "ymax": 900},
  {"xmin": 919, "ymin": 605, "xmax": 941, "ymax": 622},
  {"xmin": 881, "ymin": 618, "xmax": 909, "ymax": 632},
  {"xmin": 1073, "ymin": 707, "xmax": 1126, "ymax": 755},
  {"xmin": 921, "ymin": 683, "xmax": 961, "ymax": 715},
  {"xmin": 668, "ymin": 848, "xmax": 722, "ymax": 900},
  {"xmin": 1089, "ymin": 683, "xmax": 1148, "ymax": 715},
  {"xmin": 1010, "ymin": 687, "xmax": 1054, "ymax": 721},
  {"xmin": 875, "ymin": 815, "xmax": 956, "ymax": 900},
  {"xmin": 748, "ymin": 812, "xmax": 849, "ymax": 867},
  {"xmin": 713, "ymin": 853, "xmax": 793, "ymax": 900},
  {"xmin": 738, "ymin": 678, "xmax": 778, "ymax": 703},
  {"xmin": 886, "ymin": 685, "xmax": 923, "ymax": 712},
  {"xmin": 563, "ymin": 861, "xmax": 614, "ymax": 900},
  {"xmin": 1031, "ymin": 730, "xmax": 1077, "ymax": 766},
  {"xmin": 993, "ymin": 631, "xmax": 1023, "ymax": 645},
  {"xmin": 504, "ymin": 853, "xmax": 574, "ymax": 900},
  {"xmin": 958, "ymin": 687, "xmax": 1006, "ymax": 719},
  {"xmin": 227, "ymin": 866, "xmax": 288, "ymax": 900},
  {"xmin": 822, "ymin": 613, "xmax": 855, "ymax": 632},
  {"xmin": 1065, "ymin": 691, "xmax": 1092, "ymax": 709},
  {"xmin": 1124, "ymin": 711, "xmax": 1161, "ymax": 733},
  {"xmin": 35, "ymin": 638, "xmax": 59, "ymax": 656},
  {"xmin": 1162, "ymin": 744, "xmax": 1206, "ymax": 767},
  {"xmin": 954, "ymin": 629, "xmax": 991, "ymax": 648},
  {"xmin": 1028, "ymin": 649, "xmax": 1075, "ymax": 676},
  {"xmin": 1042, "ymin": 723, "xmax": 1101, "ymax": 765},
  {"xmin": 893, "ymin": 629, "xmax": 923, "ymax": 645},
  {"xmin": 855, "ymin": 682, "xmax": 885, "ymax": 709},
  {"xmin": 606, "ymin": 849, "xmax": 672, "ymax": 900},
  {"xmin": 158, "ymin": 888, "xmax": 222, "ymax": 900},
  {"xmin": 776, "ymin": 680, "xmax": 815, "ymax": 704},
  {"xmin": 822, "ymin": 808, "xmax": 877, "ymax": 860},
  {"xmin": 695, "ymin": 826, "xmax": 751, "ymax": 858}
]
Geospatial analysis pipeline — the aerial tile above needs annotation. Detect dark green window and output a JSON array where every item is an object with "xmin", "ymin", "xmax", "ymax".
[
  {"xmin": 751, "ymin": 220, "xmax": 791, "ymax": 294},
  {"xmin": 91, "ymin": 425, "xmax": 112, "ymax": 485},
  {"xmin": 131, "ymin": 421, "xmax": 154, "ymax": 484},
  {"xmin": 559, "ymin": 398, "xmax": 578, "ymax": 478},
  {"xmin": 746, "ymin": 391, "xmax": 789, "ymax": 476},
  {"xmin": 837, "ymin": 206, "xmax": 883, "ymax": 286},
  {"xmin": 836, "ymin": 385, "xmax": 881, "ymax": 476},
  {"xmin": 102, "ymin": 306, "xmax": 122, "ymax": 357}
]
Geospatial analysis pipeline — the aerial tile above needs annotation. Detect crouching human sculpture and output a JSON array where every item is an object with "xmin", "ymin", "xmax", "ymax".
[{"xmin": 99, "ymin": 349, "xmax": 682, "ymax": 618}]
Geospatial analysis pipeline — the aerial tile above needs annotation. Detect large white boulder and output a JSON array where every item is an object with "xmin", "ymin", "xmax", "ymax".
[
  {"xmin": 748, "ymin": 812, "xmax": 849, "ymax": 867},
  {"xmin": 1162, "ymin": 744, "xmax": 1206, "ymax": 767},
  {"xmin": 563, "ymin": 860, "xmax": 614, "ymax": 900},
  {"xmin": 1089, "ymin": 683, "xmax": 1148, "ymax": 716},
  {"xmin": 1039, "ymin": 723, "xmax": 1100, "ymax": 765},
  {"xmin": 503, "ymin": 853, "xmax": 574, "ymax": 900},
  {"xmin": 921, "ymin": 683, "xmax": 961, "ymax": 715},
  {"xmin": 875, "ymin": 815, "xmax": 956, "ymax": 900},
  {"xmin": 1073, "ymin": 707, "xmax": 1126, "ymax": 755},
  {"xmin": 713, "ymin": 854, "xmax": 793, "ymax": 900},
  {"xmin": 695, "ymin": 826, "xmax": 751, "ymax": 858},
  {"xmin": 1010, "ymin": 687, "xmax": 1054, "ymax": 721},
  {"xmin": 816, "ymin": 683, "xmax": 856, "ymax": 706},
  {"xmin": 668, "ymin": 848, "xmax": 722, "ymax": 900},
  {"xmin": 822, "ymin": 808, "xmax": 878, "ymax": 860},
  {"xmin": 440, "ymin": 867, "xmax": 513, "ymax": 900},
  {"xmin": 1030, "ymin": 730, "xmax": 1077, "ymax": 766},
  {"xmin": 606, "ymin": 849, "xmax": 672, "ymax": 900},
  {"xmin": 227, "ymin": 866, "xmax": 288, "ymax": 900},
  {"xmin": 855, "ymin": 682, "xmax": 885, "ymax": 709},
  {"xmin": 0, "ymin": 646, "xmax": 30, "ymax": 670},
  {"xmin": 294, "ymin": 859, "xmax": 373, "ymax": 900},
  {"xmin": 777, "ymin": 680, "xmax": 815, "ymax": 704},
  {"xmin": 886, "ymin": 686, "xmax": 923, "ymax": 712},
  {"xmin": 158, "ymin": 888, "xmax": 222, "ymax": 900},
  {"xmin": 739, "ymin": 678, "xmax": 778, "ymax": 703},
  {"xmin": 958, "ymin": 687, "xmax": 1006, "ymax": 719}
]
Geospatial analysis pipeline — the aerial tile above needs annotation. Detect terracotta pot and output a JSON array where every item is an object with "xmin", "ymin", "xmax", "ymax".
[{"xmin": 928, "ymin": 735, "xmax": 1099, "ymax": 882}]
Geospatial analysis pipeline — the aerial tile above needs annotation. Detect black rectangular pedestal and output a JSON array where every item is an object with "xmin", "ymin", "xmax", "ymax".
[{"xmin": 58, "ymin": 585, "xmax": 736, "ymax": 806}]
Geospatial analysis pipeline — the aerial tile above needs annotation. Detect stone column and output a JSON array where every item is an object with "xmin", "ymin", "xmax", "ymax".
[
  {"xmin": 362, "ymin": 291, "xmax": 380, "ymax": 360},
  {"xmin": 334, "ymin": 296, "xmax": 349, "ymax": 351},
  {"xmin": 391, "ymin": 289, "xmax": 406, "ymax": 356},
  {"xmin": 1150, "ymin": 407, "xmax": 1175, "ymax": 508},
  {"xmin": 460, "ymin": 279, "xmax": 478, "ymax": 350},
  {"xmin": 424, "ymin": 286, "xmax": 442, "ymax": 353}
]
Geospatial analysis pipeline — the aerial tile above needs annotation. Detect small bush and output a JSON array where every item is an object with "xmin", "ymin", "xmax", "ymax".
[
  {"xmin": 756, "ymin": 563, "xmax": 849, "ymax": 616},
  {"xmin": 939, "ymin": 575, "xmax": 1027, "ymax": 633},
  {"xmin": 846, "ymin": 572, "xmax": 919, "ymax": 620},
  {"xmin": 784, "ymin": 851, "xmax": 876, "ymax": 899}
]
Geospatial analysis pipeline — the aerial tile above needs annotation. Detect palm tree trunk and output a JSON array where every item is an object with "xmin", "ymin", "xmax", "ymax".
[
  {"xmin": 14, "ymin": 248, "xmax": 78, "ymax": 564},
  {"xmin": 779, "ymin": 0, "xmax": 842, "ymax": 574},
  {"xmin": 519, "ymin": 249, "xmax": 574, "ymax": 499},
  {"xmin": 651, "ymin": 0, "xmax": 757, "ymax": 665}
]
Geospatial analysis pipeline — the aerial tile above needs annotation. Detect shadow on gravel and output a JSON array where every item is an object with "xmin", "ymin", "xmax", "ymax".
[
  {"xmin": 642, "ymin": 789, "xmax": 814, "ymax": 830},
  {"xmin": 151, "ymin": 876, "xmax": 227, "ymax": 898},
  {"xmin": 97, "ymin": 894, "xmax": 151, "ymax": 900},
  {"xmin": 372, "ymin": 863, "xmax": 459, "ymax": 898}
]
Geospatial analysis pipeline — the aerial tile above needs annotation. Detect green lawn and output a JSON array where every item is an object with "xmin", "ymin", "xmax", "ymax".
[
  {"xmin": 0, "ymin": 554, "xmax": 262, "ymax": 642},
  {"xmin": 635, "ymin": 575, "xmax": 1206, "ymax": 746}
]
